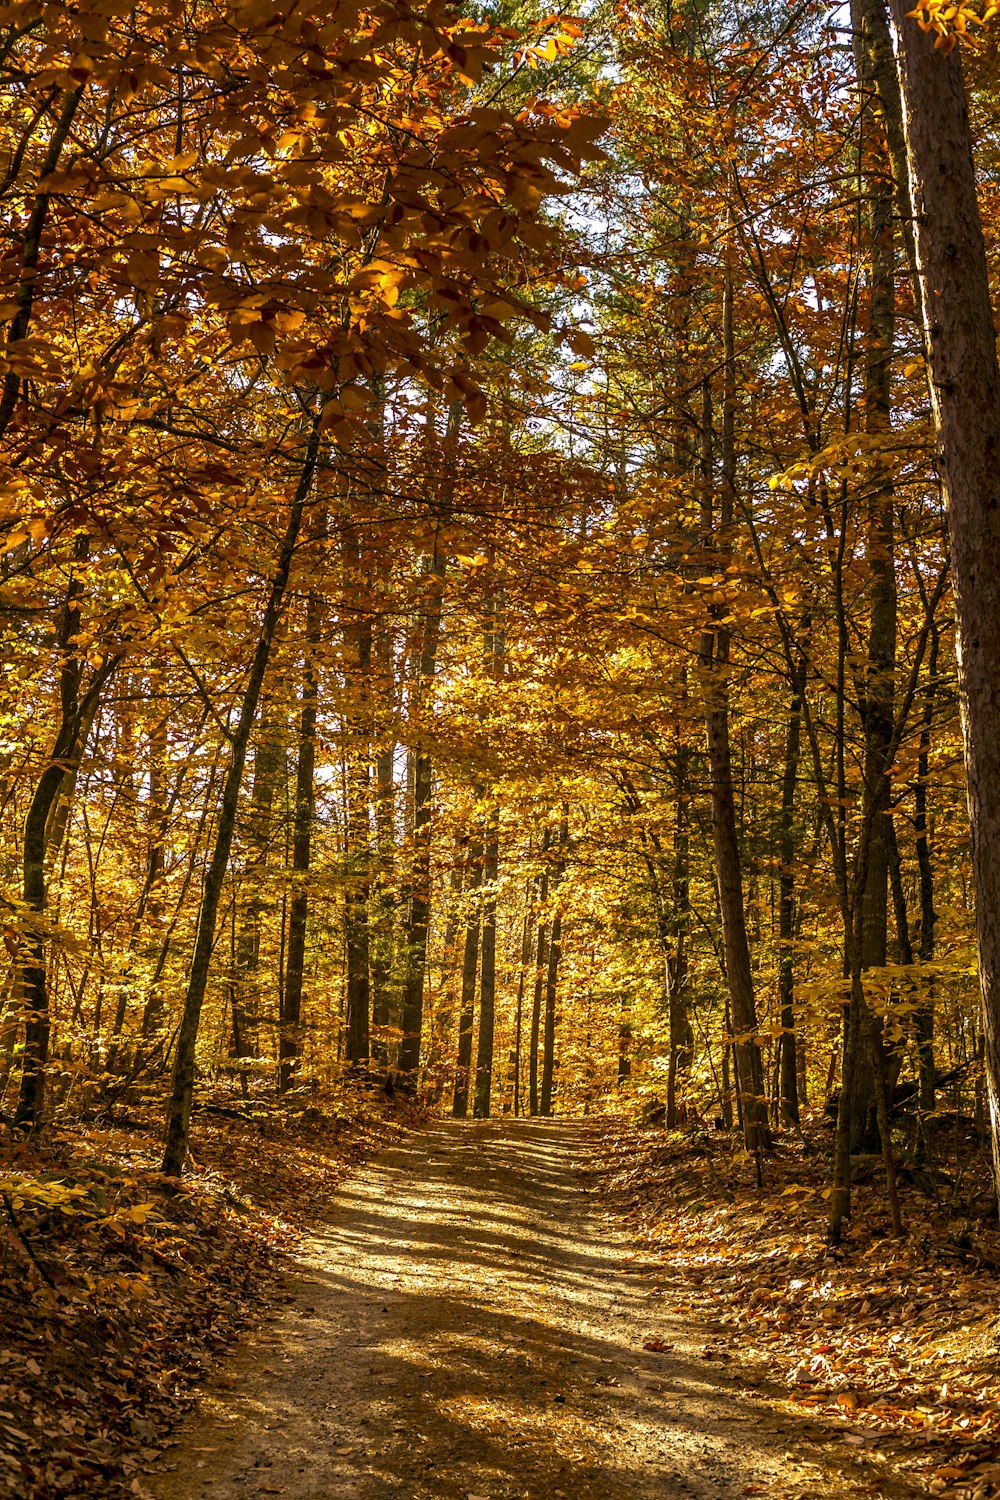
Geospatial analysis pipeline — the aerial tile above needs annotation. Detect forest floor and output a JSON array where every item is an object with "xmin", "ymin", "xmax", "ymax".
[
  {"xmin": 595, "ymin": 1118, "xmax": 1000, "ymax": 1500},
  {"xmin": 0, "ymin": 1084, "xmax": 423, "ymax": 1500},
  {"xmin": 146, "ymin": 1117, "xmax": 925, "ymax": 1500}
]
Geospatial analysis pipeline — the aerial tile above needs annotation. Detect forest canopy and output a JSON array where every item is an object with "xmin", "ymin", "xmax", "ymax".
[{"xmin": 2, "ymin": 0, "xmax": 1000, "ymax": 1248}]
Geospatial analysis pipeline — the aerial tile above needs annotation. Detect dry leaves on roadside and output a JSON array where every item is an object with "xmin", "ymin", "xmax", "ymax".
[{"xmin": 587, "ymin": 1119, "xmax": 1000, "ymax": 1499}]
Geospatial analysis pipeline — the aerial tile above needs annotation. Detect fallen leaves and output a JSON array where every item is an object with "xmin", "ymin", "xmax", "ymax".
[
  {"xmin": 0, "ymin": 1084, "xmax": 423, "ymax": 1499},
  {"xmin": 588, "ymin": 1119, "xmax": 1000, "ymax": 1498}
]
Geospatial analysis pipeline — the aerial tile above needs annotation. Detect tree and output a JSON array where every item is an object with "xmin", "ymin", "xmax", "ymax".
[{"xmin": 886, "ymin": 0, "xmax": 1000, "ymax": 1197}]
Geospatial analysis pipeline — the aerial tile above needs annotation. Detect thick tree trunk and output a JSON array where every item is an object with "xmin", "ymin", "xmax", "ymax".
[
  {"xmin": 851, "ymin": 13, "xmax": 899, "ymax": 1150},
  {"xmin": 162, "ymin": 423, "xmax": 319, "ymax": 1175},
  {"xmin": 886, "ymin": 4, "xmax": 1000, "ymax": 1199}
]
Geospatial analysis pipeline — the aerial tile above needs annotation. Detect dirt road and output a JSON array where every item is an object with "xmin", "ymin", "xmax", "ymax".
[{"xmin": 150, "ymin": 1119, "xmax": 916, "ymax": 1499}]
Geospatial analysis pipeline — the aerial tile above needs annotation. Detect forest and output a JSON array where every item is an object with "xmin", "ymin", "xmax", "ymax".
[{"xmin": 3, "ymin": 0, "xmax": 1000, "ymax": 1496}]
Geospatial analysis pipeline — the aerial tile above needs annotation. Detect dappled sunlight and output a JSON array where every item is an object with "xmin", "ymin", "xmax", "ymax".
[{"xmin": 150, "ymin": 1120, "xmax": 909, "ymax": 1500}]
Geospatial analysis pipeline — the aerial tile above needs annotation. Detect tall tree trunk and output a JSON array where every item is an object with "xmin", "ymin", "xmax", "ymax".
[
  {"xmin": 850, "ymin": 0, "xmax": 899, "ymax": 1153},
  {"xmin": 666, "ymin": 736, "xmax": 693, "ymax": 1126},
  {"xmin": 852, "ymin": 0, "xmax": 924, "ymax": 331},
  {"xmin": 698, "ymin": 257, "xmax": 772, "ymax": 1156},
  {"xmin": 343, "ymin": 556, "xmax": 373, "ymax": 1069},
  {"xmin": 528, "ymin": 830, "xmax": 552, "ymax": 1117},
  {"xmin": 777, "ymin": 651, "xmax": 806, "ymax": 1126},
  {"xmin": 473, "ymin": 603, "xmax": 503, "ymax": 1120},
  {"xmin": 512, "ymin": 875, "xmax": 533, "ymax": 1117},
  {"xmin": 370, "ymin": 734, "xmax": 396, "ymax": 1065},
  {"xmin": 397, "ymin": 558, "xmax": 445, "ymax": 1081},
  {"xmin": 279, "ymin": 589, "xmax": 321, "ymax": 1094},
  {"xmin": 230, "ymin": 719, "xmax": 282, "ymax": 1070},
  {"xmin": 396, "ymin": 406, "xmax": 457, "ymax": 1084},
  {"xmin": 539, "ymin": 809, "xmax": 567, "ymax": 1118},
  {"xmin": 914, "ymin": 622, "xmax": 939, "ymax": 1144},
  {"xmin": 162, "ymin": 422, "xmax": 320, "ymax": 1175},
  {"xmin": 886, "ymin": 4, "xmax": 1000, "ymax": 1199},
  {"xmin": 473, "ymin": 809, "xmax": 499, "ymax": 1119},
  {"xmin": 452, "ymin": 841, "xmax": 482, "ymax": 1118},
  {"xmin": 106, "ymin": 698, "xmax": 174, "ymax": 1071},
  {"xmin": 15, "ymin": 540, "xmax": 121, "ymax": 1129}
]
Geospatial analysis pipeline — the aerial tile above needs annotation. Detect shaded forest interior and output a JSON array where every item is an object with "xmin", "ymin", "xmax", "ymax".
[{"xmin": 4, "ymin": 0, "xmax": 1000, "ymax": 1494}]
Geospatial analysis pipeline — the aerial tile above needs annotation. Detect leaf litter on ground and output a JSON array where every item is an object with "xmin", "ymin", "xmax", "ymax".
[
  {"xmin": 0, "ymin": 1082, "xmax": 425, "ymax": 1500},
  {"xmin": 586, "ymin": 1115, "xmax": 1000, "ymax": 1500}
]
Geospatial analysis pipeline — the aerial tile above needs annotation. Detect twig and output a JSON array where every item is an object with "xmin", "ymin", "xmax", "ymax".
[{"xmin": 2, "ymin": 1192, "xmax": 55, "ymax": 1286}]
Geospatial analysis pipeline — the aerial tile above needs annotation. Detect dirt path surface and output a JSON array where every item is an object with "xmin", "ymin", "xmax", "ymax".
[{"xmin": 150, "ymin": 1120, "xmax": 918, "ymax": 1500}]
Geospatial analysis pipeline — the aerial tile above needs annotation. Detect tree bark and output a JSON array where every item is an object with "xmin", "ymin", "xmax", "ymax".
[
  {"xmin": 698, "ymin": 257, "xmax": 772, "ymax": 1155},
  {"xmin": 343, "ymin": 557, "xmax": 373, "ymax": 1070},
  {"xmin": 473, "ymin": 810, "xmax": 499, "ymax": 1119},
  {"xmin": 851, "ymin": 6, "xmax": 900, "ymax": 1151},
  {"xmin": 15, "ymin": 542, "xmax": 121, "ymax": 1129},
  {"xmin": 452, "ymin": 841, "xmax": 482, "ymax": 1118},
  {"xmin": 512, "ymin": 876, "xmax": 534, "ymax": 1117},
  {"xmin": 279, "ymin": 589, "xmax": 321, "ymax": 1094},
  {"xmin": 528, "ymin": 829, "xmax": 552, "ymax": 1116},
  {"xmin": 886, "ymin": 3, "xmax": 1000, "ymax": 1200},
  {"xmin": 162, "ymin": 421, "xmax": 320, "ymax": 1175},
  {"xmin": 539, "ymin": 809, "xmax": 567, "ymax": 1118},
  {"xmin": 913, "ymin": 622, "xmax": 939, "ymax": 1145},
  {"xmin": 231, "ymin": 719, "xmax": 282, "ymax": 1071},
  {"xmin": 666, "ymin": 738, "xmax": 693, "ymax": 1126},
  {"xmin": 777, "ymin": 651, "xmax": 806, "ymax": 1126}
]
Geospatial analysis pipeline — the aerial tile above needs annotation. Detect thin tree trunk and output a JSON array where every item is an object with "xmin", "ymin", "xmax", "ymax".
[
  {"xmin": 342, "ymin": 521, "xmax": 374, "ymax": 1069},
  {"xmin": 914, "ymin": 622, "xmax": 939, "ymax": 1147},
  {"xmin": 279, "ymin": 589, "xmax": 321, "ymax": 1093},
  {"xmin": 539, "ymin": 809, "xmax": 567, "ymax": 1118},
  {"xmin": 452, "ymin": 842, "xmax": 482, "ymax": 1118},
  {"xmin": 666, "ymin": 737, "xmax": 692, "ymax": 1126},
  {"xmin": 699, "ymin": 256, "xmax": 771, "ymax": 1156},
  {"xmin": 398, "ymin": 742, "xmax": 434, "ymax": 1080},
  {"xmin": 512, "ymin": 868, "xmax": 533, "ymax": 1117},
  {"xmin": 106, "ymin": 701, "xmax": 173, "ymax": 1071},
  {"xmin": 15, "ymin": 544, "xmax": 121, "ymax": 1128},
  {"xmin": 473, "ymin": 810, "xmax": 499, "ymax": 1118},
  {"xmin": 528, "ymin": 831, "xmax": 552, "ymax": 1117},
  {"xmin": 777, "ymin": 651, "xmax": 806, "ymax": 1125},
  {"xmin": 473, "ymin": 602, "xmax": 503, "ymax": 1119},
  {"xmin": 231, "ymin": 719, "xmax": 282, "ymax": 1068},
  {"xmin": 370, "ymin": 735, "xmax": 396, "ymax": 1064},
  {"xmin": 162, "ymin": 421, "xmax": 320, "ymax": 1174},
  {"xmin": 395, "ymin": 537, "xmax": 446, "ymax": 1080}
]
